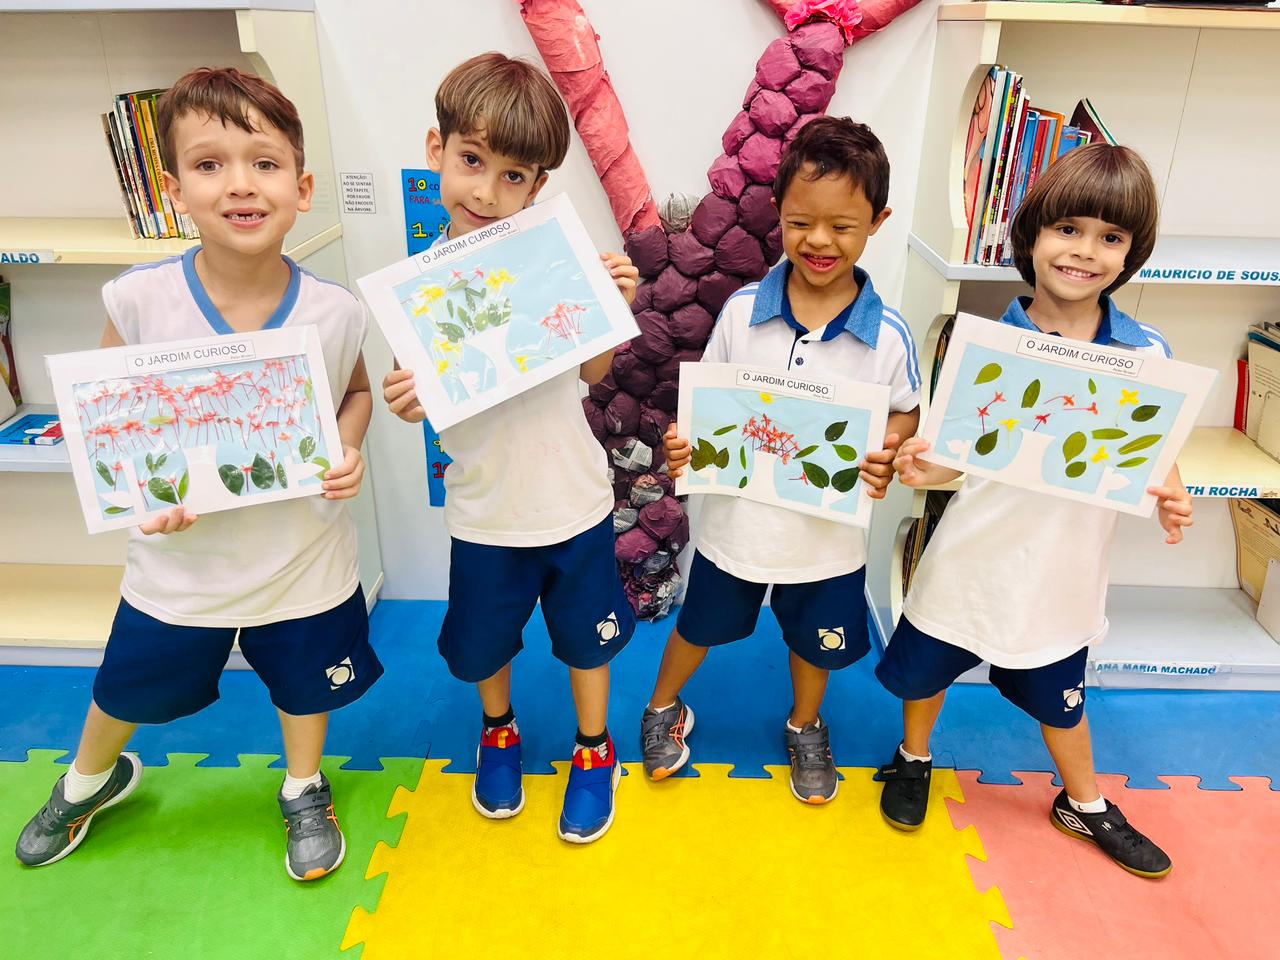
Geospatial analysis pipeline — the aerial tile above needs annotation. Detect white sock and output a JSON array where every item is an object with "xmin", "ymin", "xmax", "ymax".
[
  {"xmin": 63, "ymin": 761, "xmax": 114, "ymax": 804},
  {"xmin": 898, "ymin": 743, "xmax": 932, "ymax": 764},
  {"xmin": 281, "ymin": 771, "xmax": 323, "ymax": 801},
  {"xmin": 786, "ymin": 717, "xmax": 820, "ymax": 733},
  {"xmin": 649, "ymin": 701, "xmax": 677, "ymax": 713},
  {"xmin": 1068, "ymin": 793, "xmax": 1107, "ymax": 814}
]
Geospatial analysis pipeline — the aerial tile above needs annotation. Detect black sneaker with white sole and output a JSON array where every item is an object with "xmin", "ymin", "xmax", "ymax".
[
  {"xmin": 784, "ymin": 719, "xmax": 838, "ymax": 804},
  {"xmin": 640, "ymin": 698, "xmax": 695, "ymax": 781},
  {"xmin": 16, "ymin": 753, "xmax": 143, "ymax": 867},
  {"xmin": 1050, "ymin": 789, "xmax": 1172, "ymax": 879},
  {"xmin": 876, "ymin": 750, "xmax": 932, "ymax": 831},
  {"xmin": 279, "ymin": 774, "xmax": 346, "ymax": 882}
]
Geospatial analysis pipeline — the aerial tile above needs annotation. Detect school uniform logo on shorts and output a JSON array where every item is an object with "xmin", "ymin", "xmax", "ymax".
[
  {"xmin": 1063, "ymin": 682, "xmax": 1084, "ymax": 711},
  {"xmin": 326, "ymin": 657, "xmax": 356, "ymax": 690},
  {"xmin": 596, "ymin": 613, "xmax": 621, "ymax": 645},
  {"xmin": 818, "ymin": 627, "xmax": 846, "ymax": 651}
]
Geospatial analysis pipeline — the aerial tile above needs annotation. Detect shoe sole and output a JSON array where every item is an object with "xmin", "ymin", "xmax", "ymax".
[
  {"xmin": 880, "ymin": 807, "xmax": 925, "ymax": 832},
  {"xmin": 1049, "ymin": 809, "xmax": 1173, "ymax": 879},
  {"xmin": 471, "ymin": 746, "xmax": 525, "ymax": 820},
  {"xmin": 647, "ymin": 705, "xmax": 695, "ymax": 782},
  {"xmin": 27, "ymin": 753, "xmax": 143, "ymax": 868},
  {"xmin": 558, "ymin": 763, "xmax": 622, "ymax": 844},
  {"xmin": 790, "ymin": 774, "xmax": 838, "ymax": 805},
  {"xmin": 287, "ymin": 831, "xmax": 346, "ymax": 882}
]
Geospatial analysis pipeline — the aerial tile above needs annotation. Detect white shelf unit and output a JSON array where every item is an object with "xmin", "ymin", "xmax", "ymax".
[
  {"xmin": 0, "ymin": 5, "xmax": 382, "ymax": 664},
  {"xmin": 867, "ymin": 2, "xmax": 1280, "ymax": 690}
]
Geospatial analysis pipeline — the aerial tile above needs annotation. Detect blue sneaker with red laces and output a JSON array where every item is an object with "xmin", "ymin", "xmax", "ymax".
[
  {"xmin": 558, "ymin": 735, "xmax": 620, "ymax": 844},
  {"xmin": 473, "ymin": 721, "xmax": 524, "ymax": 819}
]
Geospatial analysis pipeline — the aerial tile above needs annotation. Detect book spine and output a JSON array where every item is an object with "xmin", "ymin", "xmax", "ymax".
[
  {"xmin": 999, "ymin": 108, "xmax": 1038, "ymax": 264},
  {"xmin": 1237, "ymin": 358, "xmax": 1250, "ymax": 433},
  {"xmin": 116, "ymin": 96, "xmax": 157, "ymax": 238},
  {"xmin": 980, "ymin": 78, "xmax": 1023, "ymax": 266},
  {"xmin": 101, "ymin": 113, "xmax": 141, "ymax": 239},
  {"xmin": 139, "ymin": 95, "xmax": 178, "ymax": 237},
  {"xmin": 124, "ymin": 94, "xmax": 163, "ymax": 237},
  {"xmin": 968, "ymin": 68, "xmax": 1009, "ymax": 263}
]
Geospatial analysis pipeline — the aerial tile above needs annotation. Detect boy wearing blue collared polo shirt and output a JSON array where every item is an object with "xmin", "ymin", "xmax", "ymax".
[
  {"xmin": 878, "ymin": 144, "xmax": 1191, "ymax": 879},
  {"xmin": 642, "ymin": 118, "xmax": 921, "ymax": 804}
]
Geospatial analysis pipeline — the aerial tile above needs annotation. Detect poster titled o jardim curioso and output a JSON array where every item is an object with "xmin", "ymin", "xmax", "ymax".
[{"xmin": 921, "ymin": 313, "xmax": 1216, "ymax": 517}]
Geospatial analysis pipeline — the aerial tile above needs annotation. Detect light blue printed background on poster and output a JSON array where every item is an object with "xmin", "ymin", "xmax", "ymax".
[{"xmin": 936, "ymin": 341, "xmax": 1186, "ymax": 505}]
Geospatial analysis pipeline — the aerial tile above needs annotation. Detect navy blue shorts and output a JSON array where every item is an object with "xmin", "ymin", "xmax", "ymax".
[
  {"xmin": 438, "ymin": 514, "xmax": 635, "ymax": 683},
  {"xmin": 93, "ymin": 586, "xmax": 381, "ymax": 724},
  {"xmin": 875, "ymin": 616, "xmax": 1088, "ymax": 729},
  {"xmin": 676, "ymin": 551, "xmax": 871, "ymax": 670}
]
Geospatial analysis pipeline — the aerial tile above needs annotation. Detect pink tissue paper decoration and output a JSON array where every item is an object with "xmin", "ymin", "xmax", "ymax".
[{"xmin": 522, "ymin": 0, "xmax": 921, "ymax": 618}]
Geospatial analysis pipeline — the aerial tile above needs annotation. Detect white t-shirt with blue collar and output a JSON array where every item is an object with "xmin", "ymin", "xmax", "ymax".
[
  {"xmin": 103, "ymin": 246, "xmax": 367, "ymax": 627},
  {"xmin": 695, "ymin": 261, "xmax": 921, "ymax": 584},
  {"xmin": 902, "ymin": 296, "xmax": 1172, "ymax": 669}
]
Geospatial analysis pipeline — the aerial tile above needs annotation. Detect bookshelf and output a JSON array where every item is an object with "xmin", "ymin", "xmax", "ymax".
[
  {"xmin": 867, "ymin": 2, "xmax": 1280, "ymax": 691},
  {"xmin": 0, "ymin": 4, "xmax": 381, "ymax": 664}
]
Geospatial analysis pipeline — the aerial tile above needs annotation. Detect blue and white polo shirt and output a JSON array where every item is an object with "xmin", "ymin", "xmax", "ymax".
[
  {"xmin": 902, "ymin": 296, "xmax": 1173, "ymax": 669},
  {"xmin": 694, "ymin": 260, "xmax": 921, "ymax": 585}
]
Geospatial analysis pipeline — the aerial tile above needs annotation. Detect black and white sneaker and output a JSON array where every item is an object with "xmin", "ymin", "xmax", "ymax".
[
  {"xmin": 784, "ymin": 718, "xmax": 838, "ymax": 804},
  {"xmin": 1050, "ymin": 789, "xmax": 1172, "ymax": 879},
  {"xmin": 876, "ymin": 749, "xmax": 932, "ymax": 831},
  {"xmin": 640, "ymin": 698, "xmax": 695, "ymax": 781}
]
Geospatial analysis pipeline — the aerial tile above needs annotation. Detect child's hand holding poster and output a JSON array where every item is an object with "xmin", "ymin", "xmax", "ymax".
[
  {"xmin": 920, "ymin": 313, "xmax": 1215, "ymax": 516},
  {"xmin": 47, "ymin": 327, "xmax": 343, "ymax": 534},
  {"xmin": 675, "ymin": 362, "xmax": 890, "ymax": 528},
  {"xmin": 357, "ymin": 193, "xmax": 639, "ymax": 431}
]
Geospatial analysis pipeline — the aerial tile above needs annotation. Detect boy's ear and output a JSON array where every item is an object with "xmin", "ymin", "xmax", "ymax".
[
  {"xmin": 426, "ymin": 128, "xmax": 444, "ymax": 172},
  {"xmin": 164, "ymin": 170, "xmax": 187, "ymax": 215},
  {"xmin": 868, "ymin": 206, "xmax": 892, "ymax": 236},
  {"xmin": 296, "ymin": 170, "xmax": 315, "ymax": 214},
  {"xmin": 524, "ymin": 170, "xmax": 550, "ymax": 208}
]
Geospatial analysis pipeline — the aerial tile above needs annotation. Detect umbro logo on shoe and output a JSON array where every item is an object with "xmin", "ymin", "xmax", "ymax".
[
  {"xmin": 326, "ymin": 657, "xmax": 355, "ymax": 690},
  {"xmin": 818, "ymin": 627, "xmax": 846, "ymax": 651},
  {"xmin": 1063, "ymin": 682, "xmax": 1084, "ymax": 711},
  {"xmin": 596, "ymin": 613, "xmax": 620, "ymax": 645},
  {"xmin": 1056, "ymin": 808, "xmax": 1091, "ymax": 836}
]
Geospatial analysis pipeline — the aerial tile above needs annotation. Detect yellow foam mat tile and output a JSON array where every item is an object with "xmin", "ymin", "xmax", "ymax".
[{"xmin": 343, "ymin": 761, "xmax": 1009, "ymax": 959}]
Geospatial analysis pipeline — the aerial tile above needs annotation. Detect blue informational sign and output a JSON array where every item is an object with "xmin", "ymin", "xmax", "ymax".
[{"xmin": 401, "ymin": 168, "xmax": 452, "ymax": 506}]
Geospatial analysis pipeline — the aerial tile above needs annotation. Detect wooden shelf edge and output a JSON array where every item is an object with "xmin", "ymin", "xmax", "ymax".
[{"xmin": 939, "ymin": 1, "xmax": 1280, "ymax": 31}]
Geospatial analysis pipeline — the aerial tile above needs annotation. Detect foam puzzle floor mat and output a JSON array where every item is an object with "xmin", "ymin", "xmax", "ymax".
[
  {"xmin": 342, "ymin": 761, "xmax": 1010, "ymax": 960},
  {"xmin": 948, "ymin": 770, "xmax": 1280, "ymax": 960},
  {"xmin": 0, "ymin": 751, "xmax": 421, "ymax": 960}
]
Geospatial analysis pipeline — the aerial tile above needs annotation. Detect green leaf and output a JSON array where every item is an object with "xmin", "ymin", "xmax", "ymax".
[
  {"xmin": 104, "ymin": 506, "xmax": 131, "ymax": 515},
  {"xmin": 801, "ymin": 461, "xmax": 829, "ymax": 489},
  {"xmin": 177, "ymin": 470, "xmax": 189, "ymax": 501},
  {"xmin": 824, "ymin": 421, "xmax": 848, "ymax": 443},
  {"xmin": 974, "ymin": 430, "xmax": 999, "ymax": 456},
  {"xmin": 446, "ymin": 299, "xmax": 454, "ymax": 317},
  {"xmin": 154, "ymin": 453, "xmax": 167, "ymax": 471},
  {"xmin": 305, "ymin": 379, "xmax": 314, "ymax": 405},
  {"xmin": 833, "ymin": 444, "xmax": 859, "ymax": 462},
  {"xmin": 1063, "ymin": 431, "xmax": 1087, "ymax": 462},
  {"xmin": 251, "ymin": 453, "xmax": 275, "ymax": 490},
  {"xmin": 714, "ymin": 448, "xmax": 729, "ymax": 470},
  {"xmin": 1118, "ymin": 434, "xmax": 1162, "ymax": 455},
  {"xmin": 148, "ymin": 476, "xmax": 178, "ymax": 505},
  {"xmin": 1092, "ymin": 429, "xmax": 1128, "ymax": 440},
  {"xmin": 1117, "ymin": 456, "xmax": 1149, "ymax": 468},
  {"xmin": 219, "ymin": 463, "xmax": 245, "ymax": 495},
  {"xmin": 310, "ymin": 456, "xmax": 331, "ymax": 473},
  {"xmin": 690, "ymin": 438, "xmax": 716, "ymax": 472},
  {"xmin": 796, "ymin": 444, "xmax": 819, "ymax": 459},
  {"xmin": 1088, "ymin": 378, "xmax": 1097, "ymax": 395},
  {"xmin": 148, "ymin": 415, "xmax": 174, "ymax": 426},
  {"xmin": 145, "ymin": 452, "xmax": 154, "ymax": 473},
  {"xmin": 831, "ymin": 467, "xmax": 860, "ymax": 493},
  {"xmin": 1021, "ymin": 379, "xmax": 1041, "ymax": 408},
  {"xmin": 438, "ymin": 321, "xmax": 467, "ymax": 342},
  {"xmin": 95, "ymin": 461, "xmax": 114, "ymax": 488},
  {"xmin": 738, "ymin": 476, "xmax": 748, "ymax": 489},
  {"xmin": 1065, "ymin": 461, "xmax": 1088, "ymax": 479},
  {"xmin": 299, "ymin": 436, "xmax": 316, "ymax": 461},
  {"xmin": 276, "ymin": 463, "xmax": 288, "ymax": 489},
  {"xmin": 974, "ymin": 362, "xmax": 1002, "ymax": 385},
  {"xmin": 739, "ymin": 446, "xmax": 747, "ymax": 469},
  {"xmin": 1131, "ymin": 404, "xmax": 1160, "ymax": 422},
  {"xmin": 713, "ymin": 424, "xmax": 738, "ymax": 436}
]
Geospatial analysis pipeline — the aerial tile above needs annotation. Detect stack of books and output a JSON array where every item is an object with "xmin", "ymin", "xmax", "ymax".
[
  {"xmin": 961, "ymin": 66, "xmax": 1115, "ymax": 266},
  {"xmin": 101, "ymin": 89, "xmax": 198, "ymax": 241}
]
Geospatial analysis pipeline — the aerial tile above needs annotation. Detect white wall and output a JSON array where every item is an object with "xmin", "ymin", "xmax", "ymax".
[{"xmin": 313, "ymin": 0, "xmax": 941, "ymax": 599}]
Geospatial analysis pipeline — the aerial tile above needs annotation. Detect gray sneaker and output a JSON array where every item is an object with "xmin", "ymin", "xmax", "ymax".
[
  {"xmin": 16, "ymin": 753, "xmax": 143, "ymax": 867},
  {"xmin": 279, "ymin": 774, "xmax": 346, "ymax": 881},
  {"xmin": 784, "ymin": 719, "xmax": 838, "ymax": 804},
  {"xmin": 640, "ymin": 698, "xmax": 695, "ymax": 780}
]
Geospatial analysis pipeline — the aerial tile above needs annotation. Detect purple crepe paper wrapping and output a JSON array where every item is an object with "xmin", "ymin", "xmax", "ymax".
[
  {"xmin": 631, "ymin": 310, "xmax": 676, "ymax": 364},
  {"xmin": 664, "ymin": 512, "xmax": 691, "ymax": 555},
  {"xmin": 582, "ymin": 396, "xmax": 607, "ymax": 442},
  {"xmin": 650, "ymin": 265, "xmax": 699, "ymax": 314},
  {"xmin": 612, "ymin": 349, "xmax": 657, "ymax": 397},
  {"xmin": 670, "ymin": 302, "xmax": 714, "ymax": 348},
  {"xmin": 764, "ymin": 225, "xmax": 784, "ymax": 264},
  {"xmin": 650, "ymin": 379, "xmax": 679, "ymax": 414},
  {"xmin": 708, "ymin": 154, "xmax": 749, "ymax": 201},
  {"xmin": 787, "ymin": 112, "xmax": 823, "ymax": 145},
  {"xmin": 749, "ymin": 88, "xmax": 799, "ymax": 138},
  {"xmin": 637, "ymin": 404, "xmax": 671, "ymax": 447},
  {"xmin": 696, "ymin": 271, "xmax": 744, "ymax": 315},
  {"xmin": 668, "ymin": 231, "xmax": 716, "ymax": 276},
  {"xmin": 632, "ymin": 281, "xmax": 654, "ymax": 312},
  {"xmin": 722, "ymin": 110, "xmax": 755, "ymax": 156},
  {"xmin": 754, "ymin": 40, "xmax": 803, "ymax": 90},
  {"xmin": 638, "ymin": 496, "xmax": 684, "ymax": 541},
  {"xmin": 588, "ymin": 371, "xmax": 617, "ymax": 403},
  {"xmin": 603, "ymin": 390, "xmax": 640, "ymax": 436},
  {"xmin": 738, "ymin": 184, "xmax": 777, "ymax": 239},
  {"xmin": 714, "ymin": 226, "xmax": 767, "ymax": 278},
  {"xmin": 738, "ymin": 133, "xmax": 784, "ymax": 184},
  {"xmin": 616, "ymin": 525, "xmax": 659, "ymax": 564},
  {"xmin": 690, "ymin": 194, "xmax": 738, "ymax": 247},
  {"xmin": 786, "ymin": 70, "xmax": 837, "ymax": 114},
  {"xmin": 657, "ymin": 347, "xmax": 704, "ymax": 383},
  {"xmin": 625, "ymin": 224, "xmax": 668, "ymax": 277},
  {"xmin": 791, "ymin": 21, "xmax": 846, "ymax": 77}
]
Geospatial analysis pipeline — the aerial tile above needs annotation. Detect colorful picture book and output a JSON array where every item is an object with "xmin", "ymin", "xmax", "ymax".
[
  {"xmin": 963, "ymin": 67, "xmax": 1109, "ymax": 266},
  {"xmin": 0, "ymin": 413, "xmax": 62, "ymax": 446},
  {"xmin": 921, "ymin": 313, "xmax": 1215, "ymax": 516},
  {"xmin": 46, "ymin": 327, "xmax": 341, "ymax": 534},
  {"xmin": 675, "ymin": 362, "xmax": 890, "ymax": 528},
  {"xmin": 101, "ymin": 88, "xmax": 198, "ymax": 241},
  {"xmin": 0, "ymin": 275, "xmax": 18, "ymax": 419},
  {"xmin": 357, "ymin": 193, "xmax": 639, "ymax": 432}
]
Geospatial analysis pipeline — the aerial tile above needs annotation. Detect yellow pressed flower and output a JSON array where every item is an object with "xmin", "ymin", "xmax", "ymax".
[
  {"xmin": 1120, "ymin": 389, "xmax": 1140, "ymax": 406},
  {"xmin": 437, "ymin": 359, "xmax": 450, "ymax": 375},
  {"xmin": 486, "ymin": 268, "xmax": 515, "ymax": 292},
  {"xmin": 516, "ymin": 354, "xmax": 529, "ymax": 372},
  {"xmin": 1092, "ymin": 446, "xmax": 1109, "ymax": 463},
  {"xmin": 760, "ymin": 392, "xmax": 774, "ymax": 404},
  {"xmin": 1000, "ymin": 418, "xmax": 1019, "ymax": 431}
]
